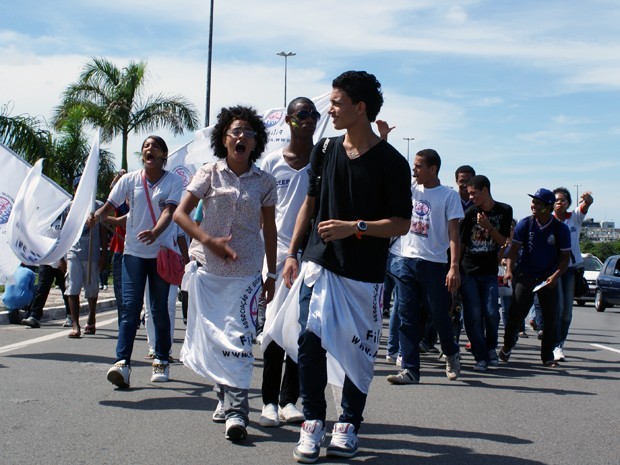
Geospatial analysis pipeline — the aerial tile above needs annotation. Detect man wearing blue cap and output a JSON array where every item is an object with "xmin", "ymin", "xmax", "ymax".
[{"xmin": 499, "ymin": 188, "xmax": 571, "ymax": 367}]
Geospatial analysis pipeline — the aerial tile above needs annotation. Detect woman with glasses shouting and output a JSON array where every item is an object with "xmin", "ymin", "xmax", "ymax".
[{"xmin": 173, "ymin": 105, "xmax": 277, "ymax": 442}]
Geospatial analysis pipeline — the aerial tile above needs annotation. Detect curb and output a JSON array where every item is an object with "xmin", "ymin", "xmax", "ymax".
[{"xmin": 0, "ymin": 298, "xmax": 117, "ymax": 326}]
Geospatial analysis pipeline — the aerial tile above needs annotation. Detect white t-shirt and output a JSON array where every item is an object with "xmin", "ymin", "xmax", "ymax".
[
  {"xmin": 391, "ymin": 180, "xmax": 464, "ymax": 263},
  {"xmin": 557, "ymin": 206, "xmax": 586, "ymax": 266},
  {"xmin": 108, "ymin": 169, "xmax": 183, "ymax": 259},
  {"xmin": 260, "ymin": 148, "xmax": 310, "ymax": 263}
]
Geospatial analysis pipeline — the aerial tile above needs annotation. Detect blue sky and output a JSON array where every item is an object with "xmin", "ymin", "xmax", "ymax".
[{"xmin": 1, "ymin": 1, "xmax": 619, "ymax": 223}]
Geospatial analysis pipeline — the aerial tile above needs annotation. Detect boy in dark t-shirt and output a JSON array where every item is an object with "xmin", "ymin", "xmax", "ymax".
[
  {"xmin": 281, "ymin": 71, "xmax": 411, "ymax": 463},
  {"xmin": 459, "ymin": 175, "xmax": 512, "ymax": 371},
  {"xmin": 499, "ymin": 188, "xmax": 570, "ymax": 367}
]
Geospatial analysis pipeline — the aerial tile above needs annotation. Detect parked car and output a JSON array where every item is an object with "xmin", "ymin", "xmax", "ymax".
[
  {"xmin": 575, "ymin": 253, "xmax": 603, "ymax": 306},
  {"xmin": 594, "ymin": 254, "xmax": 620, "ymax": 312}
]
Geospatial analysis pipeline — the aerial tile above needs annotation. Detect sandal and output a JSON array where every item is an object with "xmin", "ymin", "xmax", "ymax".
[
  {"xmin": 544, "ymin": 360, "xmax": 560, "ymax": 368},
  {"xmin": 84, "ymin": 324, "xmax": 96, "ymax": 335},
  {"xmin": 68, "ymin": 329, "xmax": 81, "ymax": 339}
]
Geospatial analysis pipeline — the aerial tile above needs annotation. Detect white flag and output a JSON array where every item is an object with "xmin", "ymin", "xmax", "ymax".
[
  {"xmin": 0, "ymin": 144, "xmax": 71, "ymax": 284},
  {"xmin": 166, "ymin": 140, "xmax": 195, "ymax": 189},
  {"xmin": 7, "ymin": 132, "xmax": 100, "ymax": 266},
  {"xmin": 184, "ymin": 92, "xmax": 332, "ymax": 167}
]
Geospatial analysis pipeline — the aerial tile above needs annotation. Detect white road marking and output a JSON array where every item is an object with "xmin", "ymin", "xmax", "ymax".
[
  {"xmin": 0, "ymin": 315, "xmax": 118, "ymax": 355},
  {"xmin": 590, "ymin": 343, "xmax": 620, "ymax": 354}
]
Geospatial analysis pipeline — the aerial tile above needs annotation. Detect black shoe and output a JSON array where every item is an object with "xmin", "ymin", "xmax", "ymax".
[{"xmin": 8, "ymin": 310, "xmax": 22, "ymax": 325}]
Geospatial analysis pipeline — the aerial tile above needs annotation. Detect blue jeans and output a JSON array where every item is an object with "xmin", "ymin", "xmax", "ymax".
[
  {"xmin": 116, "ymin": 254, "xmax": 170, "ymax": 364},
  {"xmin": 556, "ymin": 268, "xmax": 576, "ymax": 347},
  {"xmin": 460, "ymin": 273, "xmax": 500, "ymax": 362},
  {"xmin": 297, "ymin": 283, "xmax": 367, "ymax": 432},
  {"xmin": 387, "ymin": 294, "xmax": 401, "ymax": 356},
  {"xmin": 112, "ymin": 252, "xmax": 124, "ymax": 323},
  {"xmin": 389, "ymin": 254, "xmax": 459, "ymax": 378}
]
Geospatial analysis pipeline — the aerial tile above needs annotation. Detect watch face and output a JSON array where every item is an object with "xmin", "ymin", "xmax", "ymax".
[{"xmin": 358, "ymin": 221, "xmax": 368, "ymax": 231}]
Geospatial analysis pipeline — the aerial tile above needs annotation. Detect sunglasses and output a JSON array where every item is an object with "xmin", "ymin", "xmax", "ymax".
[
  {"xmin": 291, "ymin": 110, "xmax": 321, "ymax": 122},
  {"xmin": 227, "ymin": 127, "xmax": 257, "ymax": 138}
]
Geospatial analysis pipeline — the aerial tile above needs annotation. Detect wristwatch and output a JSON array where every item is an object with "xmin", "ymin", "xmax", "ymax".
[
  {"xmin": 266, "ymin": 272, "xmax": 278, "ymax": 280},
  {"xmin": 355, "ymin": 220, "xmax": 367, "ymax": 239}
]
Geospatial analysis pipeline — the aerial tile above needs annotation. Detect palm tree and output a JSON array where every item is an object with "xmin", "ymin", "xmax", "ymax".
[
  {"xmin": 53, "ymin": 106, "xmax": 117, "ymax": 197},
  {"xmin": 0, "ymin": 103, "xmax": 116, "ymax": 196},
  {"xmin": 52, "ymin": 57, "xmax": 200, "ymax": 171},
  {"xmin": 0, "ymin": 103, "xmax": 51, "ymax": 164}
]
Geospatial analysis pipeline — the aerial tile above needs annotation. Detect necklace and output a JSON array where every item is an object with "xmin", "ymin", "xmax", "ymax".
[{"xmin": 347, "ymin": 151, "xmax": 360, "ymax": 159}]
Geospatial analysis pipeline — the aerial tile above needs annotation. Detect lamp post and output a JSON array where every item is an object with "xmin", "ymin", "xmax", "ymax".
[
  {"xmin": 403, "ymin": 137, "xmax": 415, "ymax": 163},
  {"xmin": 574, "ymin": 184, "xmax": 582, "ymax": 202},
  {"xmin": 204, "ymin": 0, "xmax": 215, "ymax": 127},
  {"xmin": 276, "ymin": 51, "xmax": 296, "ymax": 107}
]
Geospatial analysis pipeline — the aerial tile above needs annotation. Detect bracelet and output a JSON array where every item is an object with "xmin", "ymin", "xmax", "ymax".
[
  {"xmin": 286, "ymin": 253, "xmax": 297, "ymax": 260},
  {"xmin": 266, "ymin": 272, "xmax": 278, "ymax": 280}
]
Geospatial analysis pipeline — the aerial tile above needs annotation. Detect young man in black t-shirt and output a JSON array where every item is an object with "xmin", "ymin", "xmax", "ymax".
[
  {"xmin": 281, "ymin": 71, "xmax": 411, "ymax": 463},
  {"xmin": 459, "ymin": 175, "xmax": 512, "ymax": 371}
]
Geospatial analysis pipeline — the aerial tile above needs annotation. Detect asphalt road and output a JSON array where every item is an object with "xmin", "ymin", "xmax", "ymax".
[{"xmin": 1, "ymin": 303, "xmax": 618, "ymax": 465}]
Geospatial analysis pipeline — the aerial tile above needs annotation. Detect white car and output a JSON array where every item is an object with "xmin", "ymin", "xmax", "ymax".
[{"xmin": 575, "ymin": 253, "xmax": 604, "ymax": 306}]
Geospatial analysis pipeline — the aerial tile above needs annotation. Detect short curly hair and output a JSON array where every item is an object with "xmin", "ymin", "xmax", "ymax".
[
  {"xmin": 210, "ymin": 105, "xmax": 268, "ymax": 162},
  {"xmin": 332, "ymin": 71, "xmax": 384, "ymax": 122}
]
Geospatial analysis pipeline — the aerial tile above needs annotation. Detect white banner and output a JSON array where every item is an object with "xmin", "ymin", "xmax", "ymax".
[
  {"xmin": 183, "ymin": 91, "xmax": 332, "ymax": 167},
  {"xmin": 0, "ymin": 144, "xmax": 71, "ymax": 284},
  {"xmin": 7, "ymin": 132, "xmax": 100, "ymax": 267}
]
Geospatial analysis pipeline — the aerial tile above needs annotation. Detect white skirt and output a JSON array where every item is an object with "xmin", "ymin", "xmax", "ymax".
[
  {"xmin": 180, "ymin": 262, "xmax": 261, "ymax": 389},
  {"xmin": 262, "ymin": 261, "xmax": 383, "ymax": 394}
]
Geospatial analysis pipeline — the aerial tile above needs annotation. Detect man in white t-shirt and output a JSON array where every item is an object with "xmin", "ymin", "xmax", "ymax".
[
  {"xmin": 387, "ymin": 149, "xmax": 464, "ymax": 384},
  {"xmin": 258, "ymin": 97, "xmax": 320, "ymax": 428}
]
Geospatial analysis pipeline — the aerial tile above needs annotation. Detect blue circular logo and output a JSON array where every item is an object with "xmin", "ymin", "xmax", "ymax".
[
  {"xmin": 0, "ymin": 195, "xmax": 13, "ymax": 225},
  {"xmin": 263, "ymin": 110, "xmax": 284, "ymax": 128}
]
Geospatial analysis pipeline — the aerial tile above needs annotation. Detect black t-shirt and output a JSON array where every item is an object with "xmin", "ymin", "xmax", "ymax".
[
  {"xmin": 460, "ymin": 201, "xmax": 513, "ymax": 275},
  {"xmin": 302, "ymin": 136, "xmax": 412, "ymax": 283}
]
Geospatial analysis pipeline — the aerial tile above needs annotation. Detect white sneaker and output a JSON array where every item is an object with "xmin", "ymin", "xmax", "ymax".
[
  {"xmin": 396, "ymin": 355, "xmax": 403, "ymax": 367},
  {"xmin": 151, "ymin": 359, "xmax": 170, "ymax": 382},
  {"xmin": 293, "ymin": 420, "xmax": 325, "ymax": 463},
  {"xmin": 553, "ymin": 347, "xmax": 566, "ymax": 362},
  {"xmin": 107, "ymin": 360, "xmax": 131, "ymax": 388},
  {"xmin": 279, "ymin": 403, "xmax": 305, "ymax": 423},
  {"xmin": 212, "ymin": 400, "xmax": 225, "ymax": 423},
  {"xmin": 225, "ymin": 417, "xmax": 247, "ymax": 441},
  {"xmin": 260, "ymin": 403, "xmax": 280, "ymax": 427},
  {"xmin": 446, "ymin": 352, "xmax": 461, "ymax": 380},
  {"xmin": 326, "ymin": 422, "xmax": 358, "ymax": 458}
]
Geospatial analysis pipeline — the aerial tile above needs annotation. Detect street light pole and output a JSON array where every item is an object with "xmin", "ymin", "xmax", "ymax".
[
  {"xmin": 403, "ymin": 137, "xmax": 415, "ymax": 163},
  {"xmin": 574, "ymin": 184, "xmax": 582, "ymax": 202},
  {"xmin": 276, "ymin": 51, "xmax": 296, "ymax": 107},
  {"xmin": 204, "ymin": 0, "xmax": 215, "ymax": 127}
]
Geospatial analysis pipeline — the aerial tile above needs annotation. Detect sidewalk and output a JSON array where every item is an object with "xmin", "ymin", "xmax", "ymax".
[{"xmin": 0, "ymin": 285, "xmax": 117, "ymax": 325}]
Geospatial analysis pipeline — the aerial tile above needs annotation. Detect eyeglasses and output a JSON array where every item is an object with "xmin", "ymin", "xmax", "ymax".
[
  {"xmin": 291, "ymin": 110, "xmax": 321, "ymax": 122},
  {"xmin": 227, "ymin": 127, "xmax": 257, "ymax": 138}
]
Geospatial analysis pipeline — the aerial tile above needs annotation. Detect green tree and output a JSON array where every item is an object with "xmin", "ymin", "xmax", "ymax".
[
  {"xmin": 53, "ymin": 106, "xmax": 117, "ymax": 198},
  {"xmin": 0, "ymin": 103, "xmax": 115, "ymax": 197},
  {"xmin": 0, "ymin": 103, "xmax": 51, "ymax": 164},
  {"xmin": 52, "ymin": 57, "xmax": 200, "ymax": 171}
]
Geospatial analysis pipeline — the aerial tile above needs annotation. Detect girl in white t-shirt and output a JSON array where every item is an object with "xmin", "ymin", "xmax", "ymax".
[{"xmin": 90, "ymin": 135, "xmax": 183, "ymax": 388}]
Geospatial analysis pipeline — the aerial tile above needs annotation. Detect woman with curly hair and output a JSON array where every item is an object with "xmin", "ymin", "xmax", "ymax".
[{"xmin": 173, "ymin": 105, "xmax": 277, "ymax": 442}]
